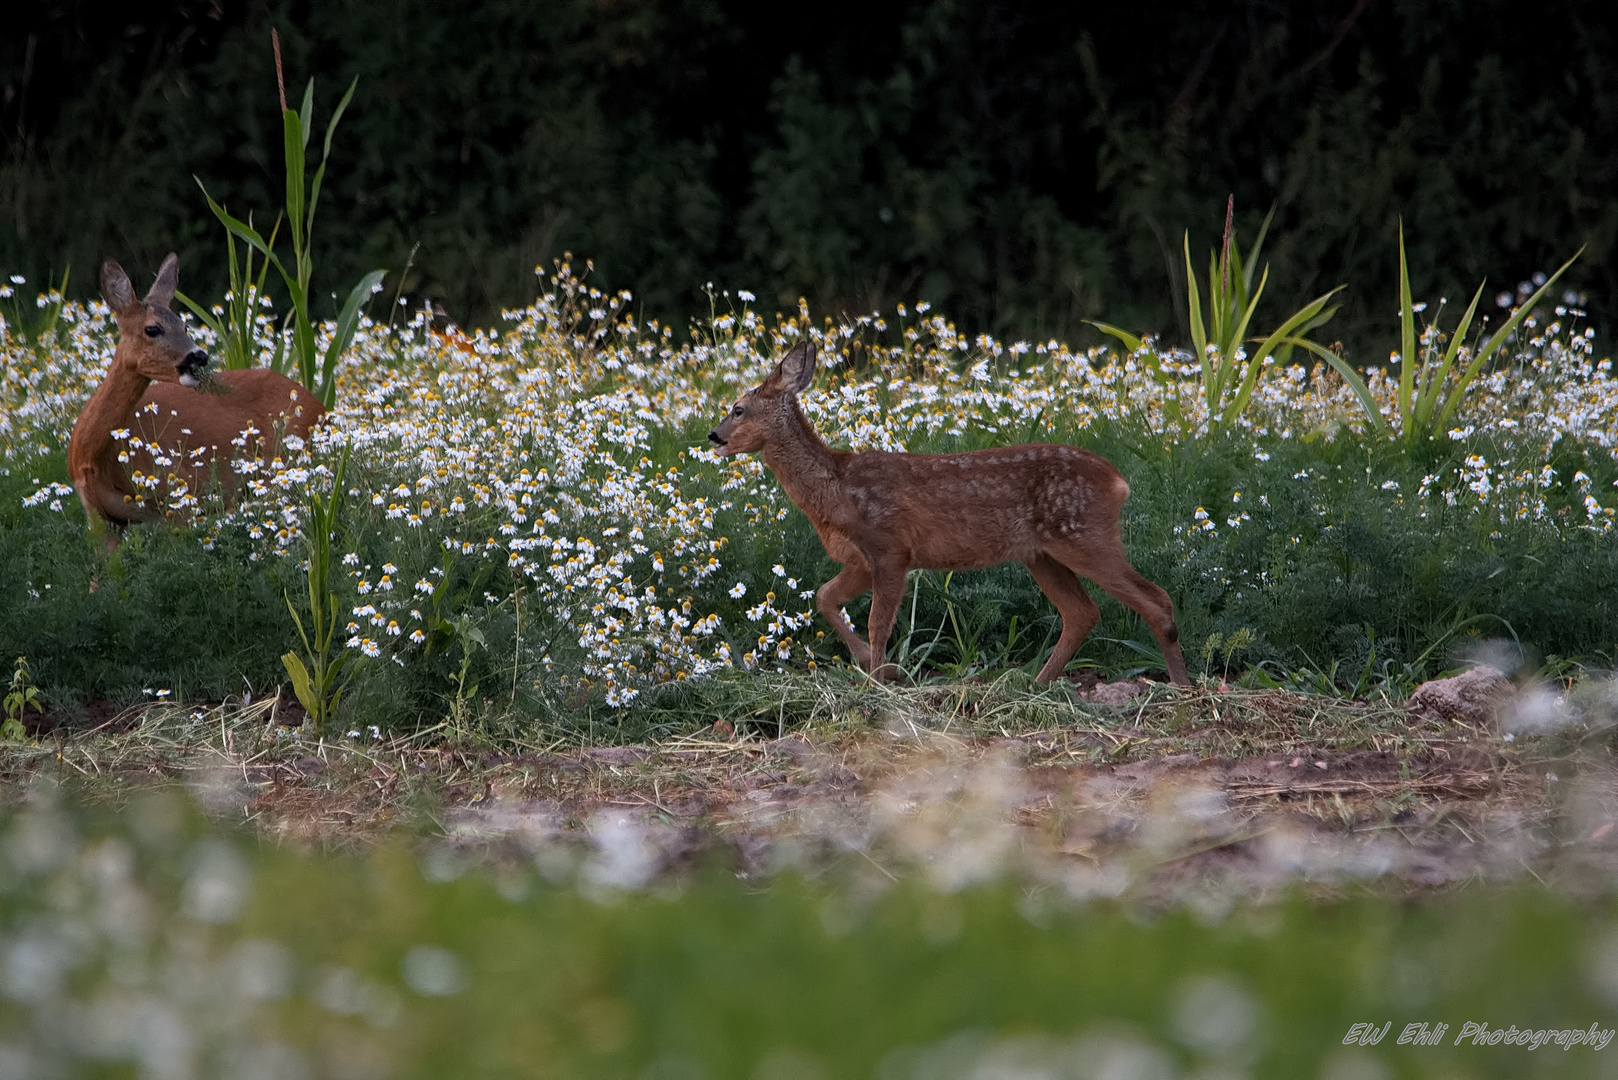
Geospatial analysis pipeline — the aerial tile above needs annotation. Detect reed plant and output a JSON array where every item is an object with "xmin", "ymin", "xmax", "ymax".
[
  {"xmin": 1284, "ymin": 223, "xmax": 1580, "ymax": 446},
  {"xmin": 196, "ymin": 32, "xmax": 384, "ymax": 406},
  {"xmin": 1389, "ymin": 223, "xmax": 1577, "ymax": 448},
  {"xmin": 1094, "ymin": 200, "xmax": 1347, "ymax": 434},
  {"xmin": 281, "ymin": 448, "xmax": 359, "ymax": 733}
]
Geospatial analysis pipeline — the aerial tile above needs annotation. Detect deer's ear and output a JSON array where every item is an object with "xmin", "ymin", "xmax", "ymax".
[
  {"xmin": 101, "ymin": 260, "xmax": 137, "ymax": 314},
  {"xmin": 146, "ymin": 253, "xmax": 180, "ymax": 308},
  {"xmin": 777, "ymin": 341, "xmax": 816, "ymax": 393}
]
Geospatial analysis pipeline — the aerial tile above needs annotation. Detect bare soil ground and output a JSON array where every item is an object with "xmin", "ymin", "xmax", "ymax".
[{"xmin": 6, "ymin": 679, "xmax": 1615, "ymax": 903}]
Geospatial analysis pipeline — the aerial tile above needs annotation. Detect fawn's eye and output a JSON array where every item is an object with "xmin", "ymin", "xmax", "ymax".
[
  {"xmin": 731, "ymin": 404, "xmax": 744, "ymax": 416},
  {"xmin": 144, "ymin": 325, "xmax": 163, "ymax": 338}
]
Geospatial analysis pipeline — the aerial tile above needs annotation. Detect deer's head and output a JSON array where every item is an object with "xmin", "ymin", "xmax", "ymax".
[
  {"xmin": 102, "ymin": 254, "xmax": 210, "ymax": 388},
  {"xmin": 708, "ymin": 342, "xmax": 816, "ymax": 455}
]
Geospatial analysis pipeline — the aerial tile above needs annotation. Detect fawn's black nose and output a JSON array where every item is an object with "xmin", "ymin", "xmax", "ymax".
[
  {"xmin": 708, "ymin": 430, "xmax": 725, "ymax": 445},
  {"xmin": 179, "ymin": 349, "xmax": 210, "ymax": 376}
]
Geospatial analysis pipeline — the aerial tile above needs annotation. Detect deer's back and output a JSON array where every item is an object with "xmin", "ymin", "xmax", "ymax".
[
  {"xmin": 137, "ymin": 369, "xmax": 323, "ymax": 455},
  {"xmin": 826, "ymin": 443, "xmax": 1128, "ymax": 569},
  {"xmin": 130, "ymin": 369, "xmax": 323, "ymax": 500}
]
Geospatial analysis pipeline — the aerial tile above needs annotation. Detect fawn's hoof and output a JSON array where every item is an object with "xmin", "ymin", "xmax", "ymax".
[{"xmin": 865, "ymin": 663, "xmax": 902, "ymax": 684}]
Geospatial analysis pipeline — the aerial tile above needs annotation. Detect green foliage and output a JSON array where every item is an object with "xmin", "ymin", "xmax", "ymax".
[
  {"xmin": 1179, "ymin": 215, "xmax": 1340, "ymax": 431},
  {"xmin": 1, "ymin": 656, "xmax": 41, "ymax": 740},
  {"xmin": 0, "ymin": 468, "xmax": 293, "ymax": 705},
  {"xmin": 1157, "ymin": 437, "xmax": 1618, "ymax": 692},
  {"xmin": 282, "ymin": 449, "xmax": 360, "ymax": 733},
  {"xmin": 3, "ymin": 248, "xmax": 1614, "ymax": 722},
  {"xmin": 8, "ymin": 414, "xmax": 1614, "ymax": 721},
  {"xmin": 445, "ymin": 615, "xmax": 485, "ymax": 732},
  {"xmin": 1284, "ymin": 226, "xmax": 1584, "ymax": 447},
  {"xmin": 1200, "ymin": 627, "xmax": 1255, "ymax": 683}
]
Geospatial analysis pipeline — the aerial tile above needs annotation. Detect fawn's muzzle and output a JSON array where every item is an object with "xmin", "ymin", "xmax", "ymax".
[
  {"xmin": 707, "ymin": 430, "xmax": 725, "ymax": 446},
  {"xmin": 177, "ymin": 350, "xmax": 210, "ymax": 387}
]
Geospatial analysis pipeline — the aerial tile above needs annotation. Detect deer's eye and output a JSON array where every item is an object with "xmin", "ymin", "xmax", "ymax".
[
  {"xmin": 731, "ymin": 404, "xmax": 744, "ymax": 416},
  {"xmin": 144, "ymin": 325, "xmax": 163, "ymax": 338}
]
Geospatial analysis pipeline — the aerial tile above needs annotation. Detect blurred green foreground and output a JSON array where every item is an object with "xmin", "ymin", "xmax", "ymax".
[{"xmin": 3, "ymin": 792, "xmax": 1617, "ymax": 1080}]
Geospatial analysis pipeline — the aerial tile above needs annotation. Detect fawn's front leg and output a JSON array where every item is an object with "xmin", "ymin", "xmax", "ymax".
[{"xmin": 816, "ymin": 562, "xmax": 873, "ymax": 669}]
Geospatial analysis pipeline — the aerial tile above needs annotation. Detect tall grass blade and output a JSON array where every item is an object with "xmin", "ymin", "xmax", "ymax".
[
  {"xmin": 292, "ymin": 311, "xmax": 318, "ymax": 395},
  {"xmin": 322, "ymin": 78, "xmax": 359, "ymax": 163},
  {"xmin": 306, "ymin": 79, "xmax": 358, "ymax": 241},
  {"xmin": 297, "ymin": 78, "xmax": 316, "ymax": 152},
  {"xmin": 1410, "ymin": 282, "xmax": 1484, "ymax": 439},
  {"xmin": 282, "ymin": 109, "xmax": 306, "ymax": 267},
  {"xmin": 1429, "ymin": 249, "xmax": 1581, "ymax": 436},
  {"xmin": 1397, "ymin": 222, "xmax": 1416, "ymax": 435},
  {"xmin": 1183, "ymin": 234, "xmax": 1211, "ymax": 402},
  {"xmin": 1281, "ymin": 337, "xmax": 1386, "ymax": 436},
  {"xmin": 1226, "ymin": 264, "xmax": 1269, "ymax": 373},
  {"xmin": 319, "ymin": 270, "xmax": 386, "ymax": 408},
  {"xmin": 1243, "ymin": 202, "xmax": 1277, "ymax": 291},
  {"xmin": 1221, "ymin": 284, "xmax": 1341, "ymax": 426},
  {"xmin": 173, "ymin": 293, "xmax": 227, "ymax": 351},
  {"xmin": 1089, "ymin": 322, "xmax": 1143, "ymax": 353},
  {"xmin": 1207, "ymin": 252, "xmax": 1226, "ymax": 385}
]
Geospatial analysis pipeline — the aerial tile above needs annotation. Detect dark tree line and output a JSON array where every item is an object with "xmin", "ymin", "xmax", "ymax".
[{"xmin": 3, "ymin": 0, "xmax": 1615, "ymax": 356}]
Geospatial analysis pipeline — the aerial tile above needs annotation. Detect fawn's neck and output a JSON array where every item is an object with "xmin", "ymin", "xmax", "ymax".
[
  {"xmin": 761, "ymin": 403, "xmax": 848, "ymax": 522},
  {"xmin": 71, "ymin": 351, "xmax": 150, "ymax": 468}
]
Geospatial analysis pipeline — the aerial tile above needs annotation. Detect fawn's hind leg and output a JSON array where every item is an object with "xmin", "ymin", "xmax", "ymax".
[
  {"xmin": 860, "ymin": 561, "xmax": 911, "ymax": 682},
  {"xmin": 1023, "ymin": 554, "xmax": 1102, "ymax": 683},
  {"xmin": 1049, "ymin": 538, "xmax": 1189, "ymax": 685}
]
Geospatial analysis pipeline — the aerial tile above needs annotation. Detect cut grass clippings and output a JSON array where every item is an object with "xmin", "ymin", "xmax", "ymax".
[{"xmin": 4, "ymin": 671, "xmax": 1606, "ymax": 903}]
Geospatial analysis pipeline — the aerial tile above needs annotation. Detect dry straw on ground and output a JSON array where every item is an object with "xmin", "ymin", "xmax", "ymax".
[{"xmin": 7, "ymin": 675, "xmax": 1614, "ymax": 905}]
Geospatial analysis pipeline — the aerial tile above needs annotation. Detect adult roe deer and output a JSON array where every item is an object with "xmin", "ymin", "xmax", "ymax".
[
  {"xmin": 68, "ymin": 254, "xmax": 323, "ymax": 546},
  {"xmin": 708, "ymin": 342, "xmax": 1190, "ymax": 685}
]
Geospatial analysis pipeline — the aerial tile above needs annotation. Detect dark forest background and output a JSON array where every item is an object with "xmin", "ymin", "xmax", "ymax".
[{"xmin": 3, "ymin": 0, "xmax": 1615, "ymax": 358}]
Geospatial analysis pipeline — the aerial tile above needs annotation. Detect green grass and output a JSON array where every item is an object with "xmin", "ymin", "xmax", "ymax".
[{"xmin": 0, "ymin": 458, "xmax": 294, "ymax": 707}]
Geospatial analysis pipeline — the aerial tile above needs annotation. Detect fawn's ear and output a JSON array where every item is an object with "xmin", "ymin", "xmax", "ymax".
[
  {"xmin": 146, "ymin": 253, "xmax": 180, "ymax": 308},
  {"xmin": 101, "ymin": 260, "xmax": 137, "ymax": 314},
  {"xmin": 776, "ymin": 341, "xmax": 816, "ymax": 393}
]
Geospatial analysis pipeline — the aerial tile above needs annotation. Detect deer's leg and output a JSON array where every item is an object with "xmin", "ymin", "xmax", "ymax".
[
  {"xmin": 1023, "ymin": 554, "xmax": 1102, "ymax": 684},
  {"xmin": 816, "ymin": 562, "xmax": 873, "ymax": 669},
  {"xmin": 1052, "ymin": 539, "xmax": 1189, "ymax": 686},
  {"xmin": 861, "ymin": 561, "xmax": 911, "ymax": 682}
]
